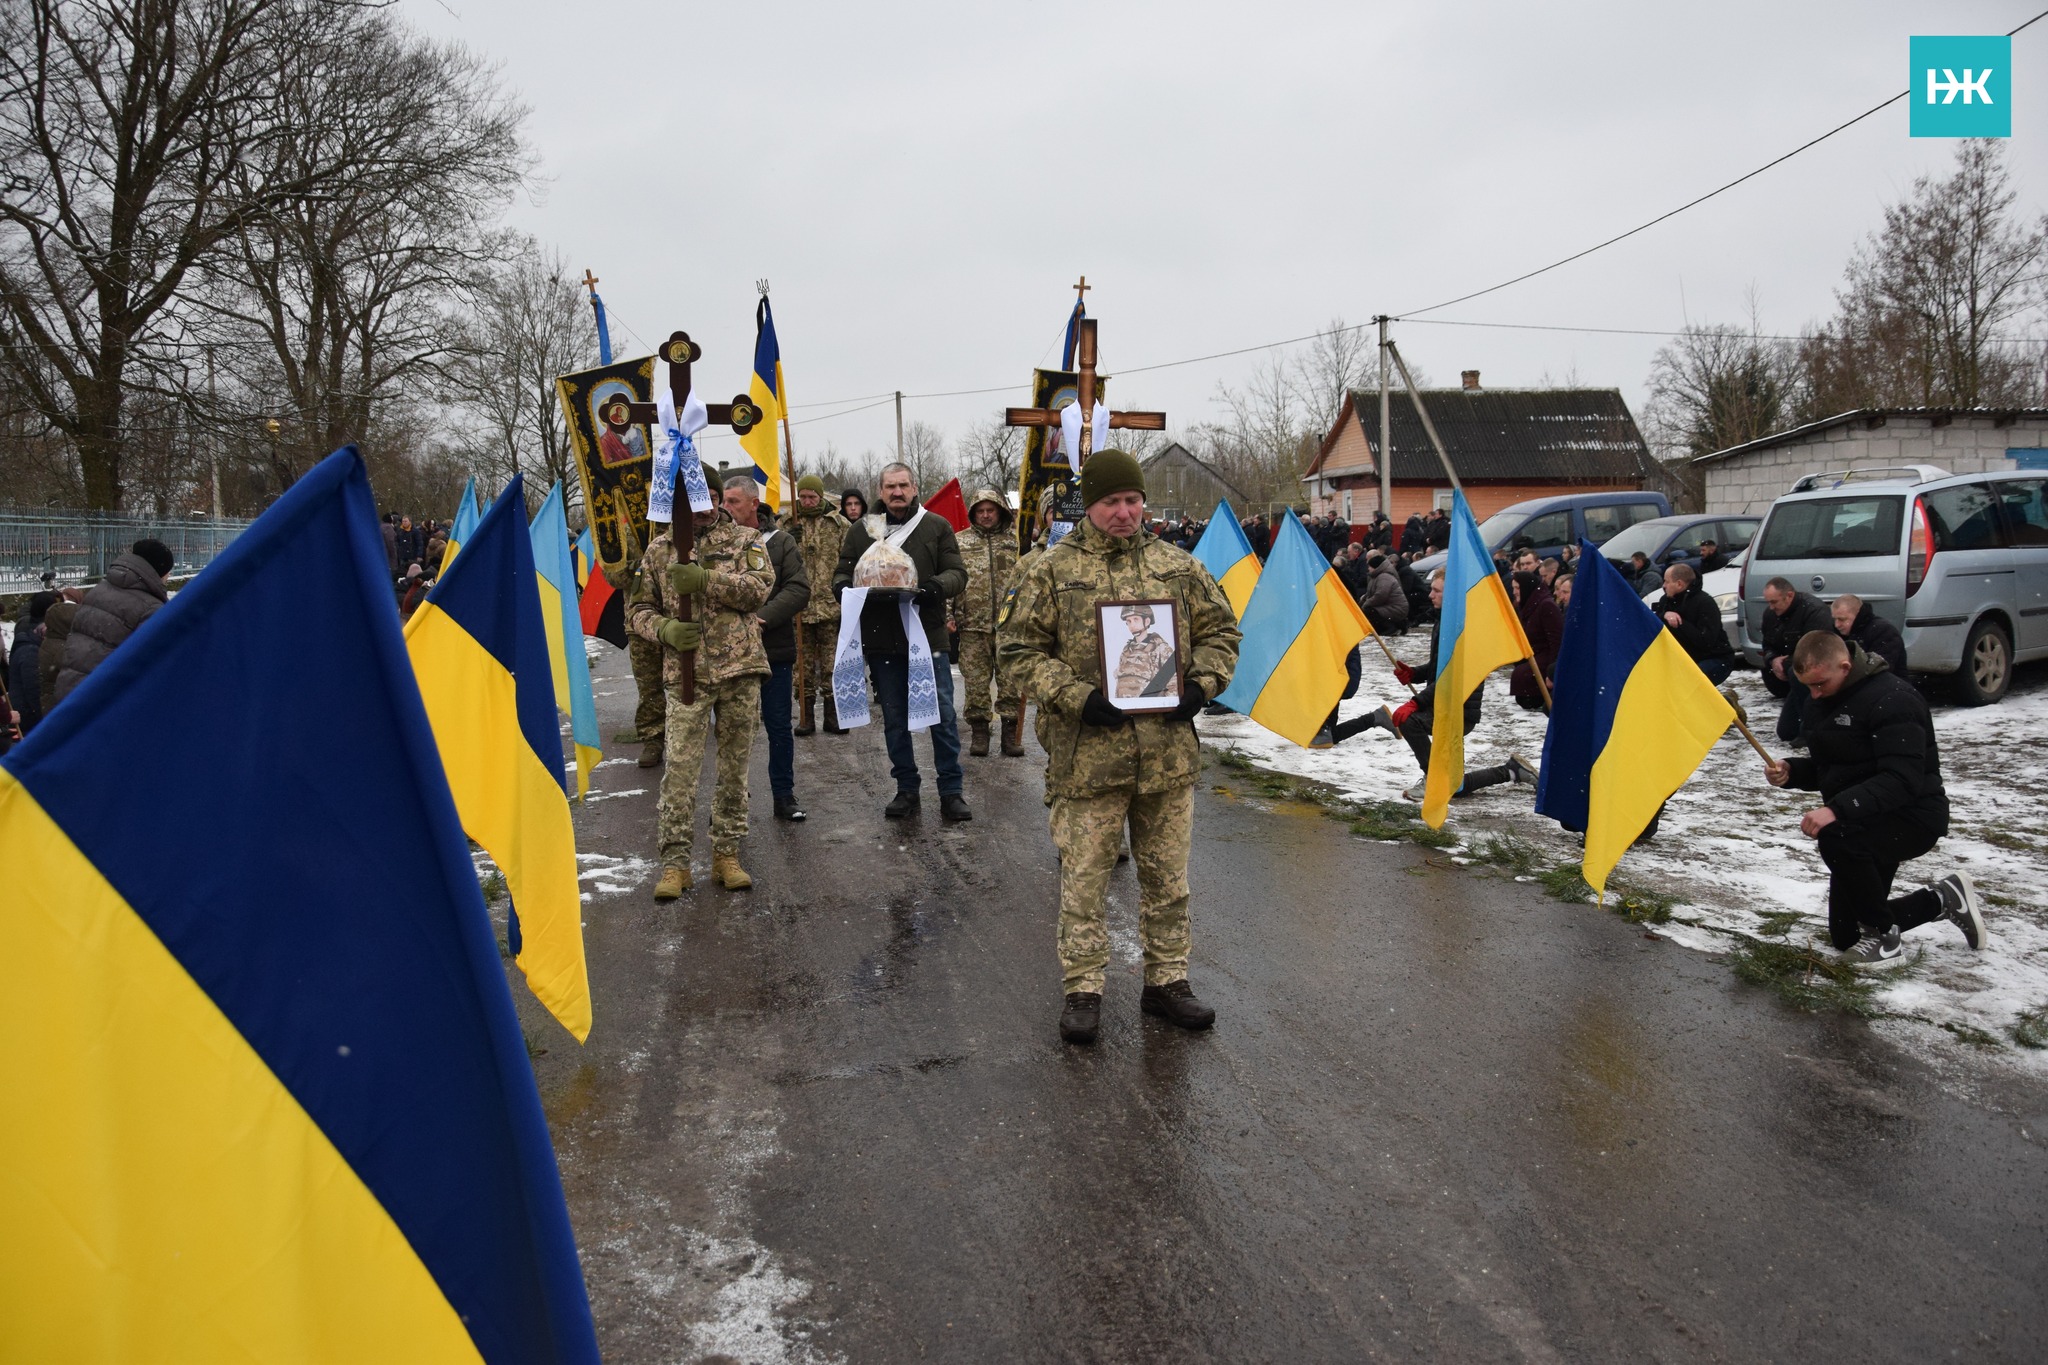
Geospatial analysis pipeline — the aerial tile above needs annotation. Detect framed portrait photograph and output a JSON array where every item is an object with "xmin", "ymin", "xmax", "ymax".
[{"xmin": 1096, "ymin": 598, "xmax": 1183, "ymax": 712}]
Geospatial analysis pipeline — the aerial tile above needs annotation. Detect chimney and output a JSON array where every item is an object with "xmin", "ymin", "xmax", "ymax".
[{"xmin": 1461, "ymin": 370, "xmax": 1481, "ymax": 390}]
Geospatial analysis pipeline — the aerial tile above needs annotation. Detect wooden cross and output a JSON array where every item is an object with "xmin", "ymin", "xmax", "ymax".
[
  {"xmin": 1071, "ymin": 274, "xmax": 1090, "ymax": 305},
  {"xmin": 580, "ymin": 268, "xmax": 599, "ymax": 295},
  {"xmin": 1003, "ymin": 317, "xmax": 1165, "ymax": 466},
  {"xmin": 597, "ymin": 330, "xmax": 764, "ymax": 705}
]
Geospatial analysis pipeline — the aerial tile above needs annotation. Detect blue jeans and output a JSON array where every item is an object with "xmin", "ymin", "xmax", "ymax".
[
  {"xmin": 869, "ymin": 651, "xmax": 963, "ymax": 796},
  {"xmin": 1696, "ymin": 656, "xmax": 1734, "ymax": 686},
  {"xmin": 760, "ymin": 661, "xmax": 794, "ymax": 798}
]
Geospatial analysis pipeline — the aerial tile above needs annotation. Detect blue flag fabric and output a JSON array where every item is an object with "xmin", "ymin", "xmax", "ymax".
[{"xmin": 0, "ymin": 447, "xmax": 598, "ymax": 1361}]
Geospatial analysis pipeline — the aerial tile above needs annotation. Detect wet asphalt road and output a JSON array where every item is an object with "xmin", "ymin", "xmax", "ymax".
[{"xmin": 524, "ymin": 649, "xmax": 2048, "ymax": 1363}]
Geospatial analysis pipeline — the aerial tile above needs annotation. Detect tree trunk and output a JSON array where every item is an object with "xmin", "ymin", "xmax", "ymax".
[{"xmin": 74, "ymin": 375, "xmax": 124, "ymax": 510}]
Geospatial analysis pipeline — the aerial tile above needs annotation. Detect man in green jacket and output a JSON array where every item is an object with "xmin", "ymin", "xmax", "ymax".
[
  {"xmin": 999, "ymin": 450, "xmax": 1240, "ymax": 1045},
  {"xmin": 955, "ymin": 487, "xmax": 1021, "ymax": 757}
]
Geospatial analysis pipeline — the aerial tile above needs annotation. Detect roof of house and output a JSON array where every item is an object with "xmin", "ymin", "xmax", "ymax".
[
  {"xmin": 1690, "ymin": 407, "xmax": 2048, "ymax": 466},
  {"xmin": 1306, "ymin": 388, "xmax": 1653, "ymax": 484},
  {"xmin": 1141, "ymin": 442, "xmax": 1250, "ymax": 504}
]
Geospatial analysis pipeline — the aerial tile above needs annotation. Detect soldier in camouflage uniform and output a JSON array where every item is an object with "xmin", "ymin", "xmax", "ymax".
[
  {"xmin": 628, "ymin": 483, "xmax": 775, "ymax": 897},
  {"xmin": 954, "ymin": 487, "xmax": 1021, "ymax": 757},
  {"xmin": 781, "ymin": 474, "xmax": 851, "ymax": 736},
  {"xmin": 998, "ymin": 450, "xmax": 1240, "ymax": 1045}
]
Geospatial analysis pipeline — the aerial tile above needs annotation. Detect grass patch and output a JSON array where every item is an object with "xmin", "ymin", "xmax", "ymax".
[
  {"xmin": 1729, "ymin": 938, "xmax": 1884, "ymax": 1017},
  {"xmin": 1975, "ymin": 828, "xmax": 2037, "ymax": 852},
  {"xmin": 1537, "ymin": 864, "xmax": 1596, "ymax": 904},
  {"xmin": 1347, "ymin": 799, "xmax": 1458, "ymax": 849},
  {"xmin": 479, "ymin": 870, "xmax": 507, "ymax": 904},
  {"xmin": 1468, "ymin": 832, "xmax": 1543, "ymax": 877},
  {"xmin": 1941, "ymin": 1021, "xmax": 2003, "ymax": 1050},
  {"xmin": 1754, "ymin": 910, "xmax": 1806, "ymax": 938},
  {"xmin": 1984, "ymin": 892, "xmax": 2022, "ymax": 909},
  {"xmin": 1610, "ymin": 886, "xmax": 1675, "ymax": 925},
  {"xmin": 523, "ymin": 1028, "xmax": 549, "ymax": 1060},
  {"xmin": 1250, "ymin": 771, "xmax": 1296, "ymax": 799},
  {"xmin": 2013, "ymin": 1008, "xmax": 2048, "ymax": 1050},
  {"xmin": 1214, "ymin": 748, "xmax": 1254, "ymax": 772}
]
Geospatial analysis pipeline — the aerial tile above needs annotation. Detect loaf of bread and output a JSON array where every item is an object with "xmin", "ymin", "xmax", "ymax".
[{"xmin": 853, "ymin": 540, "xmax": 918, "ymax": 590}]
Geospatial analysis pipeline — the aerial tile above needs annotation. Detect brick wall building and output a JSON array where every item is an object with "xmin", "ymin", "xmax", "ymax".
[
  {"xmin": 1302, "ymin": 376, "xmax": 1654, "ymax": 530},
  {"xmin": 1692, "ymin": 408, "xmax": 2048, "ymax": 513}
]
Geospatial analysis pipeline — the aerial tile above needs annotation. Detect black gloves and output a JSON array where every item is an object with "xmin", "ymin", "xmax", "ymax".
[
  {"xmin": 1080, "ymin": 689, "xmax": 1130, "ymax": 727},
  {"xmin": 1170, "ymin": 681, "xmax": 1208, "ymax": 722},
  {"xmin": 914, "ymin": 579, "xmax": 945, "ymax": 606}
]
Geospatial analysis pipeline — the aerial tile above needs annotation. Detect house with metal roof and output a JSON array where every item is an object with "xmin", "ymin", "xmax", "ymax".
[
  {"xmin": 1689, "ymin": 407, "xmax": 2048, "ymax": 514},
  {"xmin": 1302, "ymin": 372, "xmax": 1655, "ymax": 527},
  {"xmin": 1140, "ymin": 442, "xmax": 1250, "ymax": 521}
]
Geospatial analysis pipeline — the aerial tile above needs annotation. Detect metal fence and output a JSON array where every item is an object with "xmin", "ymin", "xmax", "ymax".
[{"xmin": 0, "ymin": 511, "xmax": 254, "ymax": 592}]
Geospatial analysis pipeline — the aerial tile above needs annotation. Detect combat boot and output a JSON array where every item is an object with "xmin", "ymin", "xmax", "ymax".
[
  {"xmin": 968, "ymin": 718, "xmax": 991, "ymax": 757},
  {"xmin": 823, "ymin": 696, "xmax": 847, "ymax": 734},
  {"xmin": 653, "ymin": 865, "xmax": 689, "ymax": 900},
  {"xmin": 795, "ymin": 694, "xmax": 816, "ymax": 737},
  {"xmin": 712, "ymin": 853, "xmax": 753, "ymax": 890},
  {"xmin": 1141, "ymin": 979, "xmax": 1216, "ymax": 1030},
  {"xmin": 639, "ymin": 737, "xmax": 664, "ymax": 768},
  {"xmin": 613, "ymin": 726, "xmax": 642, "ymax": 744},
  {"xmin": 1000, "ymin": 715, "xmax": 1025, "ymax": 756},
  {"xmin": 1060, "ymin": 991, "xmax": 1101, "ymax": 1044}
]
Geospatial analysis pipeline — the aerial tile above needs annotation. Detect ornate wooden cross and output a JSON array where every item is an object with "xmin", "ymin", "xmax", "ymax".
[
  {"xmin": 1003, "ymin": 317, "xmax": 1165, "ymax": 466},
  {"xmin": 597, "ymin": 331, "xmax": 764, "ymax": 704}
]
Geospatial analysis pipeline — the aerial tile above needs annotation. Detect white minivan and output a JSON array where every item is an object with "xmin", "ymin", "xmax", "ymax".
[{"xmin": 1739, "ymin": 466, "xmax": 2048, "ymax": 704}]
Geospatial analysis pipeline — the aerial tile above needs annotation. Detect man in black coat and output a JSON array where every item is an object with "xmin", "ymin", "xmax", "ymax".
[
  {"xmin": 1831, "ymin": 593, "xmax": 1907, "ymax": 678},
  {"xmin": 832, "ymin": 461, "xmax": 971, "ymax": 821},
  {"xmin": 1652, "ymin": 563, "xmax": 1734, "ymax": 684},
  {"xmin": 725, "ymin": 477, "xmax": 811, "ymax": 822},
  {"xmin": 1766, "ymin": 630, "xmax": 1986, "ymax": 962},
  {"xmin": 1424, "ymin": 508, "xmax": 1451, "ymax": 552},
  {"xmin": 54, "ymin": 539, "xmax": 171, "ymax": 701},
  {"xmin": 1759, "ymin": 576, "xmax": 1835, "ymax": 742}
]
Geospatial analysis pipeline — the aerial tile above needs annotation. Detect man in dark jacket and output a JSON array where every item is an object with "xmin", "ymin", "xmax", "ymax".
[
  {"xmin": 9, "ymin": 591, "xmax": 58, "ymax": 733},
  {"xmin": 1653, "ymin": 563, "xmax": 1734, "ymax": 684},
  {"xmin": 1831, "ymin": 593, "xmax": 1906, "ymax": 678},
  {"xmin": 1424, "ymin": 507, "xmax": 1451, "ymax": 552},
  {"xmin": 832, "ymin": 461, "xmax": 971, "ymax": 821},
  {"xmin": 1357, "ymin": 552, "xmax": 1408, "ymax": 634},
  {"xmin": 39, "ymin": 593, "xmax": 79, "ymax": 715},
  {"xmin": 1760, "ymin": 577, "xmax": 1835, "ymax": 742},
  {"xmin": 726, "ymin": 477, "xmax": 811, "ymax": 822},
  {"xmin": 55, "ymin": 539, "xmax": 171, "ymax": 701},
  {"xmin": 1766, "ymin": 630, "xmax": 1985, "ymax": 962}
]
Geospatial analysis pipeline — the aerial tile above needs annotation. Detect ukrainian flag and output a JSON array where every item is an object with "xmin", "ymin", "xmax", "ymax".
[
  {"xmin": 0, "ymin": 447, "xmax": 598, "ymax": 1362},
  {"xmin": 445, "ymin": 474, "xmax": 482, "ymax": 567},
  {"xmin": 1192, "ymin": 496, "xmax": 1261, "ymax": 618},
  {"xmin": 531, "ymin": 482, "xmax": 603, "ymax": 799},
  {"xmin": 739, "ymin": 295, "xmax": 786, "ymax": 512},
  {"xmin": 1536, "ymin": 539, "xmax": 1733, "ymax": 894},
  {"xmin": 1214, "ymin": 509, "xmax": 1372, "ymax": 745},
  {"xmin": 407, "ymin": 476, "xmax": 592, "ymax": 1043},
  {"xmin": 1422, "ymin": 492, "xmax": 1534, "ymax": 828}
]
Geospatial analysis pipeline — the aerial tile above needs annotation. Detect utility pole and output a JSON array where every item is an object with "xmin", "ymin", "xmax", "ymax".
[
  {"xmin": 1375, "ymin": 316, "xmax": 1392, "ymax": 523},
  {"xmin": 894, "ymin": 390, "xmax": 905, "ymax": 463}
]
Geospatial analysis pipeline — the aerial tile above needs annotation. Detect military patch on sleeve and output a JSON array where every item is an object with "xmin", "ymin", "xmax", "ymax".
[
  {"xmin": 997, "ymin": 583, "xmax": 1021, "ymax": 628},
  {"xmin": 744, "ymin": 545, "xmax": 769, "ymax": 572}
]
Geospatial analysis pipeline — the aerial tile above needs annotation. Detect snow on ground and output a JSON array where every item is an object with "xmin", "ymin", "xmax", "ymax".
[{"xmin": 1201, "ymin": 639, "xmax": 2048, "ymax": 1077}]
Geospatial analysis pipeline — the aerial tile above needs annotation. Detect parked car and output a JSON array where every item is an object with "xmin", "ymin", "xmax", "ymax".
[
  {"xmin": 1411, "ymin": 490, "xmax": 1671, "ymax": 573},
  {"xmin": 1643, "ymin": 545, "xmax": 1748, "ymax": 660},
  {"xmin": 1602, "ymin": 513, "xmax": 1760, "ymax": 578},
  {"xmin": 1738, "ymin": 466, "xmax": 2048, "ymax": 703}
]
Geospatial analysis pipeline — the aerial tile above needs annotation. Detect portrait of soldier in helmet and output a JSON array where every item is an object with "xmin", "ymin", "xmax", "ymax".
[{"xmin": 1100, "ymin": 599, "xmax": 1181, "ymax": 709}]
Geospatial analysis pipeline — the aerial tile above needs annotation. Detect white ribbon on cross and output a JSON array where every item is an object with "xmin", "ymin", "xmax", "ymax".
[
  {"xmin": 649, "ymin": 384, "xmax": 712, "ymax": 525},
  {"xmin": 1058, "ymin": 400, "xmax": 1111, "ymax": 462}
]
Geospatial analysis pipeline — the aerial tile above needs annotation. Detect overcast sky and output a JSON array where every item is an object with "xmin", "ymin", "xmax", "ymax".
[{"xmin": 402, "ymin": 0, "xmax": 2043, "ymax": 469}]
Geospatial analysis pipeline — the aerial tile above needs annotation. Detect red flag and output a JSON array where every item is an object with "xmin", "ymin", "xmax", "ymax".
[
  {"xmin": 926, "ymin": 477, "xmax": 968, "ymax": 531},
  {"xmin": 578, "ymin": 564, "xmax": 627, "ymax": 648}
]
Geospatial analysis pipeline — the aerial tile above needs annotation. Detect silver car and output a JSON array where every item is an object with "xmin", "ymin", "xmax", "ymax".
[{"xmin": 1739, "ymin": 466, "xmax": 2048, "ymax": 704}]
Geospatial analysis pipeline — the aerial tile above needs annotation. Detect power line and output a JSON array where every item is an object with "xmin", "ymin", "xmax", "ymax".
[{"xmin": 1393, "ymin": 7, "xmax": 2048, "ymax": 319}]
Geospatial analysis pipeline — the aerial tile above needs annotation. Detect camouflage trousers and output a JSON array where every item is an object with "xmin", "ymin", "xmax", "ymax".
[
  {"xmin": 1049, "ymin": 783, "xmax": 1195, "ymax": 994},
  {"xmin": 630, "ymin": 632, "xmax": 667, "ymax": 742},
  {"xmin": 796, "ymin": 619, "xmax": 837, "ymax": 715},
  {"xmin": 955, "ymin": 628, "xmax": 1011, "ymax": 724},
  {"xmin": 657, "ymin": 674, "xmax": 761, "ymax": 868}
]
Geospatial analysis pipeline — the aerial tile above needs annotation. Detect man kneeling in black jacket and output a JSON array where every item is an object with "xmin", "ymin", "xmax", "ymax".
[{"xmin": 1765, "ymin": 630, "xmax": 1988, "ymax": 963}]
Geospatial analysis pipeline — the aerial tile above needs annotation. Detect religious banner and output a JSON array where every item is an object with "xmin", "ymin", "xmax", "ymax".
[
  {"xmin": 555, "ymin": 355, "xmax": 658, "ymax": 570},
  {"xmin": 1014, "ymin": 367, "xmax": 1108, "ymax": 556}
]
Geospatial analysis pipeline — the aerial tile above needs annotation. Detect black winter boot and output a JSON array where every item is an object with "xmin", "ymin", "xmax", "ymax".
[
  {"xmin": 1000, "ymin": 715, "xmax": 1025, "ymax": 756},
  {"xmin": 1141, "ymin": 979, "xmax": 1216, "ymax": 1030},
  {"xmin": 968, "ymin": 718, "xmax": 991, "ymax": 757},
  {"xmin": 1060, "ymin": 992, "xmax": 1101, "ymax": 1044}
]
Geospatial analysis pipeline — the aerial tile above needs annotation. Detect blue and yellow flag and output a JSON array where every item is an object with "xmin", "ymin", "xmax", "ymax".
[
  {"xmin": 407, "ymin": 476, "xmax": 591, "ymax": 1043},
  {"xmin": 445, "ymin": 474, "xmax": 482, "ymax": 567},
  {"xmin": 1536, "ymin": 539, "xmax": 1733, "ymax": 893},
  {"xmin": 1214, "ymin": 509, "xmax": 1372, "ymax": 745},
  {"xmin": 531, "ymin": 482, "xmax": 603, "ymax": 799},
  {"xmin": 0, "ymin": 447, "xmax": 598, "ymax": 1362},
  {"xmin": 739, "ymin": 295, "xmax": 786, "ymax": 512},
  {"xmin": 1192, "ymin": 496, "xmax": 1261, "ymax": 618},
  {"xmin": 1422, "ymin": 492, "xmax": 1534, "ymax": 828},
  {"xmin": 572, "ymin": 525, "xmax": 595, "ymax": 592}
]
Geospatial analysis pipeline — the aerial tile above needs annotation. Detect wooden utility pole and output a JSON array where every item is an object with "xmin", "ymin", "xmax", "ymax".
[
  {"xmin": 1375, "ymin": 315, "xmax": 1392, "ymax": 523},
  {"xmin": 1385, "ymin": 339, "xmax": 1463, "ymax": 500},
  {"xmin": 597, "ymin": 331, "xmax": 763, "ymax": 703},
  {"xmin": 895, "ymin": 391, "xmax": 905, "ymax": 463}
]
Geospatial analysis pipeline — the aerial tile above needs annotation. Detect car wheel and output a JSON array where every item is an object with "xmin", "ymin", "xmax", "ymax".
[{"xmin": 1955, "ymin": 617, "xmax": 2012, "ymax": 706}]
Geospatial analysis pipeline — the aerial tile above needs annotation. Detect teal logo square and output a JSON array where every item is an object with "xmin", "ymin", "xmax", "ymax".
[{"xmin": 1911, "ymin": 36, "xmax": 2010, "ymax": 137}]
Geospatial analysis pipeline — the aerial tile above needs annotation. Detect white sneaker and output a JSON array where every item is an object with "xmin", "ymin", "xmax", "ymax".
[
  {"xmin": 1932, "ymin": 872, "xmax": 1989, "ymax": 951},
  {"xmin": 1402, "ymin": 782, "xmax": 1426, "ymax": 803},
  {"xmin": 1507, "ymin": 753, "xmax": 1540, "ymax": 787}
]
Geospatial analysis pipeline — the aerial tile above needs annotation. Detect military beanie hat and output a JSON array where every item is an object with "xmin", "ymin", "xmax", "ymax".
[
  {"xmin": 1078, "ymin": 448, "xmax": 1144, "ymax": 507},
  {"xmin": 796, "ymin": 473, "xmax": 827, "ymax": 495}
]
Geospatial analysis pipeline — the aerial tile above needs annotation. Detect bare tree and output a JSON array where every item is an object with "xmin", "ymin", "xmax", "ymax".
[
  {"xmin": 954, "ymin": 410, "xmax": 1022, "ymax": 495},
  {"xmin": 1289, "ymin": 317, "xmax": 1374, "ymax": 439},
  {"xmin": 454, "ymin": 238, "xmax": 593, "ymax": 511},
  {"xmin": 1644, "ymin": 308, "xmax": 1797, "ymax": 462},
  {"xmin": 1187, "ymin": 354, "xmax": 1311, "ymax": 509},
  {"xmin": 0, "ymin": 0, "xmax": 375, "ymax": 507},
  {"xmin": 1801, "ymin": 139, "xmax": 2046, "ymax": 411},
  {"xmin": 897, "ymin": 418, "xmax": 952, "ymax": 490}
]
